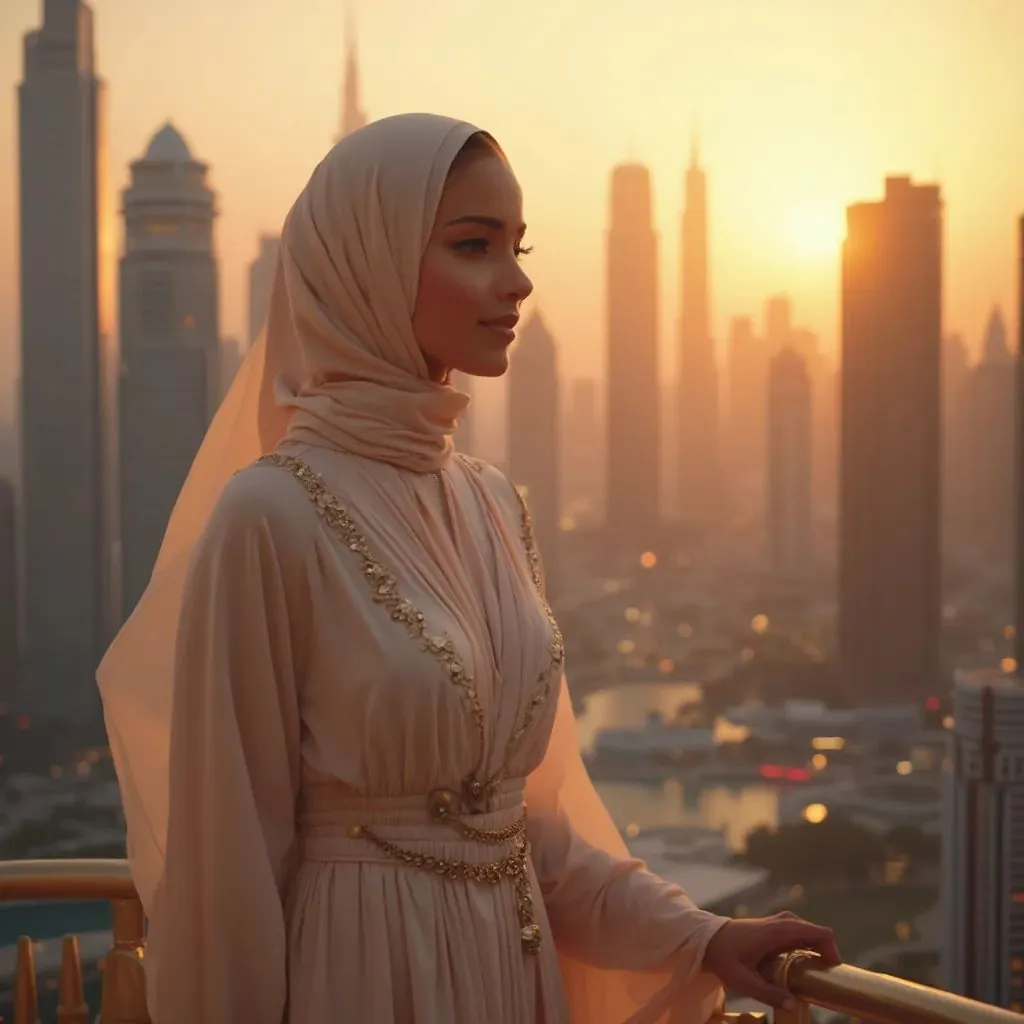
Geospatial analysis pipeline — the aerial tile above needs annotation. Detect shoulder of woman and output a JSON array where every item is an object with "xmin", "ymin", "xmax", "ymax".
[
  {"xmin": 460, "ymin": 455, "xmax": 516, "ymax": 506},
  {"xmin": 204, "ymin": 461, "xmax": 321, "ymax": 555}
]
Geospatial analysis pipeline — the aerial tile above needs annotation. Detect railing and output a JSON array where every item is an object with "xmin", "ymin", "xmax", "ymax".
[
  {"xmin": 0, "ymin": 859, "xmax": 1018, "ymax": 1024},
  {"xmin": 0, "ymin": 859, "xmax": 148, "ymax": 1024},
  {"xmin": 716, "ymin": 950, "xmax": 1021, "ymax": 1024}
]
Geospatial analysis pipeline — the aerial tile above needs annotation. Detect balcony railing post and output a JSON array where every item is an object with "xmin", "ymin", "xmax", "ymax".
[
  {"xmin": 14, "ymin": 935, "xmax": 41, "ymax": 1024},
  {"xmin": 57, "ymin": 934, "xmax": 88, "ymax": 1024},
  {"xmin": 98, "ymin": 897, "xmax": 149, "ymax": 1024}
]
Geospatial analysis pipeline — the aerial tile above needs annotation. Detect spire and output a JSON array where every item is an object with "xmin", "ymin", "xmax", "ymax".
[
  {"xmin": 689, "ymin": 123, "xmax": 700, "ymax": 168},
  {"xmin": 982, "ymin": 305, "xmax": 1011, "ymax": 365},
  {"xmin": 340, "ymin": 1, "xmax": 367, "ymax": 140}
]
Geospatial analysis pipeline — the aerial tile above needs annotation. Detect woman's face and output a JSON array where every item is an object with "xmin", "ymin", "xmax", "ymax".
[{"xmin": 413, "ymin": 149, "xmax": 534, "ymax": 380}]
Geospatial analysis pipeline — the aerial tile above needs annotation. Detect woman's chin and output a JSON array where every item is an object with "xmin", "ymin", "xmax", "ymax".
[{"xmin": 457, "ymin": 354, "xmax": 510, "ymax": 378}]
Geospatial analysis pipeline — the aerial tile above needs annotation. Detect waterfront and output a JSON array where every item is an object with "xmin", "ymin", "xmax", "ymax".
[{"xmin": 576, "ymin": 681, "xmax": 780, "ymax": 850}]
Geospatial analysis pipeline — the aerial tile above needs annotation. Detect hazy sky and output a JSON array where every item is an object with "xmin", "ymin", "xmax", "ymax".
[{"xmin": 1, "ymin": 0, "xmax": 1022, "ymax": 415}]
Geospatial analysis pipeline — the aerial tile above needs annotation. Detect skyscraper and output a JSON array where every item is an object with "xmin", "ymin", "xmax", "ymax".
[
  {"xmin": 0, "ymin": 479, "xmax": 18, "ymax": 711},
  {"xmin": 118, "ymin": 123, "xmax": 220, "ymax": 617},
  {"xmin": 508, "ymin": 311, "xmax": 561, "ymax": 596},
  {"xmin": 1016, "ymin": 214, "xmax": 1024, "ymax": 673},
  {"xmin": 966, "ymin": 308, "xmax": 1015, "ymax": 564},
  {"xmin": 839, "ymin": 176, "xmax": 942, "ymax": 705},
  {"xmin": 764, "ymin": 294, "xmax": 793, "ymax": 354},
  {"xmin": 606, "ymin": 163, "xmax": 660, "ymax": 551},
  {"xmin": 725, "ymin": 315, "xmax": 767, "ymax": 518},
  {"xmin": 563, "ymin": 376, "xmax": 601, "ymax": 522},
  {"xmin": 942, "ymin": 671, "xmax": 1024, "ymax": 1010},
  {"xmin": 676, "ymin": 137, "xmax": 720, "ymax": 527},
  {"xmin": 247, "ymin": 235, "xmax": 280, "ymax": 350},
  {"xmin": 943, "ymin": 331, "xmax": 972, "ymax": 550},
  {"xmin": 18, "ymin": 0, "xmax": 112, "ymax": 722},
  {"xmin": 767, "ymin": 348, "xmax": 813, "ymax": 578},
  {"xmin": 339, "ymin": 4, "xmax": 367, "ymax": 141}
]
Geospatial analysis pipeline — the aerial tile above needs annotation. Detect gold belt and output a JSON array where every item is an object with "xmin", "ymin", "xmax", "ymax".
[{"xmin": 299, "ymin": 780, "xmax": 541, "ymax": 955}]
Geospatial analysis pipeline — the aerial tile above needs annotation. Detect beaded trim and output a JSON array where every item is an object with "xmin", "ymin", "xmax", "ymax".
[
  {"xmin": 258, "ymin": 453, "xmax": 487, "ymax": 756},
  {"xmin": 258, "ymin": 453, "xmax": 563, "ymax": 793},
  {"xmin": 256, "ymin": 453, "xmax": 560, "ymax": 955}
]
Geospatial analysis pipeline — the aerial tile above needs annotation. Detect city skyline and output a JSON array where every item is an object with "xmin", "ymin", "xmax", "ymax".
[{"xmin": 0, "ymin": 0, "xmax": 1022, "ymax": 417}]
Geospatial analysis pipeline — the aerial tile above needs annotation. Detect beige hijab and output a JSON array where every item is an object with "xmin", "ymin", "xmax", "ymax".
[
  {"xmin": 98, "ymin": 109, "xmax": 478, "ymax": 920},
  {"xmin": 98, "ymin": 112, "xmax": 721, "ymax": 1023}
]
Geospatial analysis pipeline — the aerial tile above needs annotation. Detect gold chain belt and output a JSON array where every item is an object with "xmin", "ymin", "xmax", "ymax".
[{"xmin": 344, "ymin": 788, "xmax": 541, "ymax": 955}]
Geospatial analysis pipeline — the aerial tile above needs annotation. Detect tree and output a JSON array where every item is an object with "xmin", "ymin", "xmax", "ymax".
[{"xmin": 740, "ymin": 816, "xmax": 887, "ymax": 884}]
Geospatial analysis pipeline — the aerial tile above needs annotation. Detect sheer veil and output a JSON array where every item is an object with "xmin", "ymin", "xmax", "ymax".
[{"xmin": 97, "ymin": 112, "xmax": 722, "ymax": 1024}]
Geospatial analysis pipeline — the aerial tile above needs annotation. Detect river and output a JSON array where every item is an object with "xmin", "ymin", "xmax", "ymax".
[{"xmin": 575, "ymin": 681, "xmax": 779, "ymax": 851}]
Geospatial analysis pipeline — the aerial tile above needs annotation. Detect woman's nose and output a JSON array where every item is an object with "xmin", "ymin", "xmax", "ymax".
[{"xmin": 507, "ymin": 261, "xmax": 534, "ymax": 302}]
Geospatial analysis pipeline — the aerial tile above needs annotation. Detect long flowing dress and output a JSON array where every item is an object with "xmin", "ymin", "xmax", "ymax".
[{"xmin": 150, "ymin": 439, "xmax": 726, "ymax": 1022}]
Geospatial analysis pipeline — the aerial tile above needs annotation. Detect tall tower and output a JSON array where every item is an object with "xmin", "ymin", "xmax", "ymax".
[
  {"xmin": 767, "ymin": 348, "xmax": 813, "ymax": 578},
  {"xmin": 676, "ymin": 135, "xmax": 720, "ymax": 528},
  {"xmin": 564, "ymin": 377, "xmax": 602, "ymax": 523},
  {"xmin": 839, "ymin": 176, "xmax": 942, "ymax": 705},
  {"xmin": 764, "ymin": 294, "xmax": 793, "ymax": 353},
  {"xmin": 606, "ymin": 163, "xmax": 660, "ymax": 553},
  {"xmin": 339, "ymin": 3, "xmax": 367, "ymax": 141},
  {"xmin": 1017, "ymin": 214, "xmax": 1024, "ymax": 674},
  {"xmin": 247, "ymin": 234, "xmax": 280, "ymax": 349},
  {"xmin": 18, "ymin": 0, "xmax": 112, "ymax": 723},
  {"xmin": 508, "ymin": 312, "xmax": 561, "ymax": 596},
  {"xmin": 943, "ymin": 671, "xmax": 1024, "ymax": 1009},
  {"xmin": 119, "ymin": 123, "xmax": 220, "ymax": 618},
  {"xmin": 725, "ymin": 315, "xmax": 768, "ymax": 518},
  {"xmin": 966, "ymin": 308, "xmax": 1015, "ymax": 564},
  {"xmin": 943, "ymin": 331, "xmax": 972, "ymax": 549}
]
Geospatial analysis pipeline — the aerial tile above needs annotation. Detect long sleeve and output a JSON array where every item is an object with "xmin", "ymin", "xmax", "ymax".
[
  {"xmin": 527, "ymin": 679, "xmax": 727, "ymax": 1022},
  {"xmin": 145, "ymin": 472, "xmax": 308, "ymax": 1023}
]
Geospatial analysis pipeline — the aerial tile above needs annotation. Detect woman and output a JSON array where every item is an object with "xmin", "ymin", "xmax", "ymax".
[{"xmin": 98, "ymin": 113, "xmax": 838, "ymax": 1023}]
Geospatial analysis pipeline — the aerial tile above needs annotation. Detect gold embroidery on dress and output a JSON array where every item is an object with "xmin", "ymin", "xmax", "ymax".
[
  {"xmin": 485, "ymin": 482, "xmax": 565, "ymax": 793},
  {"xmin": 256, "ymin": 452, "xmax": 554, "ymax": 954},
  {"xmin": 258, "ymin": 453, "xmax": 487, "ymax": 755}
]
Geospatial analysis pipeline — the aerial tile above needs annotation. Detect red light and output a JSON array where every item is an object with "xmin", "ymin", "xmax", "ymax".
[
  {"xmin": 925, "ymin": 697, "xmax": 940, "ymax": 712},
  {"xmin": 784, "ymin": 768, "xmax": 811, "ymax": 782},
  {"xmin": 15, "ymin": 715, "xmax": 30, "ymax": 731},
  {"xmin": 759, "ymin": 764, "xmax": 784, "ymax": 779}
]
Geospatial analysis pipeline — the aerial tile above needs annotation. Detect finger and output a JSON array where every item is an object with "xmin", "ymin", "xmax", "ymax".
[
  {"xmin": 761, "ymin": 922, "xmax": 843, "ymax": 969},
  {"xmin": 773, "ymin": 910, "xmax": 799, "ymax": 921},
  {"xmin": 815, "ymin": 933, "xmax": 843, "ymax": 966},
  {"xmin": 773, "ymin": 919, "xmax": 838, "ymax": 950},
  {"xmin": 727, "ymin": 965, "xmax": 797, "ymax": 1011}
]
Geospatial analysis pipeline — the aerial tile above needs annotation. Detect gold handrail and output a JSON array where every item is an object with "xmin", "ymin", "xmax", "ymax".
[
  {"xmin": 0, "ymin": 861, "xmax": 1017, "ymax": 1024},
  {"xmin": 0, "ymin": 858, "xmax": 148, "ymax": 1024},
  {"xmin": 0, "ymin": 859, "xmax": 136, "ymax": 902},
  {"xmin": 763, "ymin": 949, "xmax": 1020, "ymax": 1024}
]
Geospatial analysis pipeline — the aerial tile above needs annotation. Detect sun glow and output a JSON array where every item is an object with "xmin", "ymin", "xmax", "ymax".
[{"xmin": 785, "ymin": 204, "xmax": 846, "ymax": 257}]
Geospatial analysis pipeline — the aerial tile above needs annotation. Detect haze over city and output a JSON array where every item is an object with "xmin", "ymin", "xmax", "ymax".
[
  {"xmin": 3, "ymin": 0, "xmax": 1024, "ymax": 1017},
  {"xmin": 1, "ymin": 0, "xmax": 1023, "ymax": 417}
]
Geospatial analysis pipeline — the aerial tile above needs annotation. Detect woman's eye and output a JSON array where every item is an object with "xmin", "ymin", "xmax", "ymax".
[{"xmin": 453, "ymin": 238, "xmax": 489, "ymax": 254}]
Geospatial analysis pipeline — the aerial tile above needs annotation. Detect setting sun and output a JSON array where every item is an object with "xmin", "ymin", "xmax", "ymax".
[{"xmin": 785, "ymin": 204, "xmax": 846, "ymax": 257}]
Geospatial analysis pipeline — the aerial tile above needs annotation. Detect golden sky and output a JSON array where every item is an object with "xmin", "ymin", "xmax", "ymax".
[{"xmin": 0, "ymin": 0, "xmax": 1022, "ymax": 412}]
